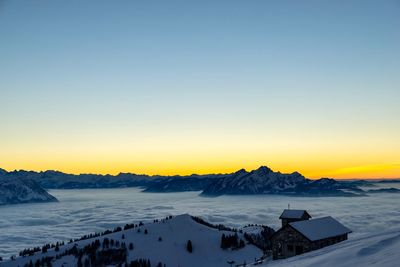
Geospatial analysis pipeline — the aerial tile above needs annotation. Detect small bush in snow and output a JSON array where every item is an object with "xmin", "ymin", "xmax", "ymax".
[{"xmin": 186, "ymin": 240, "xmax": 193, "ymax": 253}]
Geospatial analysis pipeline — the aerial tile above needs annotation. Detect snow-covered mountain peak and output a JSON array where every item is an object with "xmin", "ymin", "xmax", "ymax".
[{"xmin": 0, "ymin": 177, "xmax": 57, "ymax": 205}]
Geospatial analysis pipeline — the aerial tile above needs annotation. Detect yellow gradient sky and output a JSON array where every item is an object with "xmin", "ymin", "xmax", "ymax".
[
  {"xmin": 1, "ymin": 1, "xmax": 399, "ymax": 179},
  {"xmin": 1, "ymin": 127, "xmax": 399, "ymax": 178}
]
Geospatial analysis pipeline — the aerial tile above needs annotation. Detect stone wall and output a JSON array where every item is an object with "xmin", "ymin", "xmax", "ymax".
[
  {"xmin": 272, "ymin": 226, "xmax": 348, "ymax": 260},
  {"xmin": 271, "ymin": 226, "xmax": 312, "ymax": 260}
]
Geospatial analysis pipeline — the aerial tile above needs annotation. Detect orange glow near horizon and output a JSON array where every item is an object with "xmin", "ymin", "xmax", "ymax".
[
  {"xmin": 1, "ymin": 123, "xmax": 399, "ymax": 179},
  {"xmin": 1, "ymin": 158, "xmax": 399, "ymax": 179}
]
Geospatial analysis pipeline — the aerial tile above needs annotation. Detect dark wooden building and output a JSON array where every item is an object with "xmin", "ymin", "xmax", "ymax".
[
  {"xmin": 279, "ymin": 209, "xmax": 311, "ymax": 227},
  {"xmin": 271, "ymin": 213, "xmax": 351, "ymax": 260}
]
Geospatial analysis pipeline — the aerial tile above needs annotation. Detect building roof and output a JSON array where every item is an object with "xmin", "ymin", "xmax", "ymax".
[
  {"xmin": 289, "ymin": 216, "xmax": 352, "ymax": 241},
  {"xmin": 279, "ymin": 209, "xmax": 311, "ymax": 219}
]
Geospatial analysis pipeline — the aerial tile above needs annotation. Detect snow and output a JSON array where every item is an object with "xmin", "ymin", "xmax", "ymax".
[
  {"xmin": 279, "ymin": 209, "xmax": 309, "ymax": 219},
  {"xmin": 0, "ymin": 177, "xmax": 57, "ymax": 205},
  {"xmin": 290, "ymin": 216, "xmax": 351, "ymax": 241},
  {"xmin": 1, "ymin": 214, "xmax": 262, "ymax": 267},
  {"xmin": 266, "ymin": 228, "xmax": 400, "ymax": 267},
  {"xmin": 1, "ymin": 213, "xmax": 400, "ymax": 267}
]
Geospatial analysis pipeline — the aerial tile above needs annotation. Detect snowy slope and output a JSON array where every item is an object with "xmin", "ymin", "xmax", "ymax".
[
  {"xmin": 265, "ymin": 228, "xmax": 400, "ymax": 267},
  {"xmin": 1, "ymin": 214, "xmax": 262, "ymax": 267},
  {"xmin": 2, "ymin": 214, "xmax": 400, "ymax": 267},
  {"xmin": 0, "ymin": 177, "xmax": 57, "ymax": 205}
]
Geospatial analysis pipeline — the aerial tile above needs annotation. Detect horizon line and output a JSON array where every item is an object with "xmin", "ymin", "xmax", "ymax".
[{"xmin": 1, "ymin": 166, "xmax": 399, "ymax": 180}]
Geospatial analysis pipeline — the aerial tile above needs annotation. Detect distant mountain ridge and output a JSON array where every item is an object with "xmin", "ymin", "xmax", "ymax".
[
  {"xmin": 202, "ymin": 166, "xmax": 301, "ymax": 195},
  {"xmin": 2, "ymin": 165, "xmax": 362, "ymax": 206},
  {"xmin": 0, "ymin": 169, "xmax": 225, "ymax": 190},
  {"xmin": 0, "ymin": 166, "xmax": 397, "ymax": 196},
  {"xmin": 201, "ymin": 166, "xmax": 364, "ymax": 196}
]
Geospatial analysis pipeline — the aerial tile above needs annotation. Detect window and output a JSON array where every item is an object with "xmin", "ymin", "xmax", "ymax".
[{"xmin": 287, "ymin": 244, "xmax": 294, "ymax": 252}]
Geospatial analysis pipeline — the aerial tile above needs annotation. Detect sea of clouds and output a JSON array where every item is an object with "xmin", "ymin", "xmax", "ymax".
[{"xmin": 0, "ymin": 184, "xmax": 399, "ymax": 259}]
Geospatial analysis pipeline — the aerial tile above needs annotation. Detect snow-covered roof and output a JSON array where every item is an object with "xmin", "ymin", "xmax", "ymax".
[
  {"xmin": 279, "ymin": 209, "xmax": 311, "ymax": 219},
  {"xmin": 289, "ymin": 216, "xmax": 351, "ymax": 241}
]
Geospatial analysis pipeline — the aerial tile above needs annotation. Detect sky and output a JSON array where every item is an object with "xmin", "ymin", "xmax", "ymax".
[{"xmin": 0, "ymin": 0, "xmax": 399, "ymax": 178}]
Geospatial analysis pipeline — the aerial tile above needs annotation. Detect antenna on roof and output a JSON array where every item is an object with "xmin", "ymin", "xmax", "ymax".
[{"xmin": 288, "ymin": 203, "xmax": 290, "ymax": 209}]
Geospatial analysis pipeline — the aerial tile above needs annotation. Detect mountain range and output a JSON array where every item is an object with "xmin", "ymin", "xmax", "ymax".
[
  {"xmin": 201, "ymin": 166, "xmax": 366, "ymax": 196},
  {"xmin": 1, "ymin": 166, "xmax": 393, "ymax": 200}
]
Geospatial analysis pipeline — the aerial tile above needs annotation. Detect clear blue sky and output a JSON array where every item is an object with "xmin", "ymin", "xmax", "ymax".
[{"xmin": 1, "ymin": 0, "xmax": 399, "ymax": 178}]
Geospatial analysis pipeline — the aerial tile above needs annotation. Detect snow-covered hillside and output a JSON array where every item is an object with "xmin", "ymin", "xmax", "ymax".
[
  {"xmin": 0, "ymin": 177, "xmax": 57, "ymax": 205},
  {"xmin": 266, "ymin": 228, "xmax": 400, "ymax": 267},
  {"xmin": 2, "ymin": 212, "xmax": 399, "ymax": 267},
  {"xmin": 1, "ymin": 214, "xmax": 262, "ymax": 267}
]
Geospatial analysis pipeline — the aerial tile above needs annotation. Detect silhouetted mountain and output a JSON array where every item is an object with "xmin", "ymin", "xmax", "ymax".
[
  {"xmin": 0, "ymin": 168, "xmax": 7, "ymax": 175},
  {"xmin": 376, "ymin": 179, "xmax": 400, "ymax": 183},
  {"xmin": 1, "ymin": 166, "xmax": 394, "ymax": 196},
  {"xmin": 201, "ymin": 166, "xmax": 302, "ymax": 195},
  {"xmin": 143, "ymin": 174, "xmax": 225, "ymax": 192},
  {"xmin": 1, "ymin": 169, "xmax": 156, "ymax": 189},
  {"xmin": 0, "ymin": 168, "xmax": 227, "ymax": 191},
  {"xmin": 202, "ymin": 167, "xmax": 364, "ymax": 196},
  {"xmin": 367, "ymin": 188, "xmax": 400, "ymax": 193}
]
